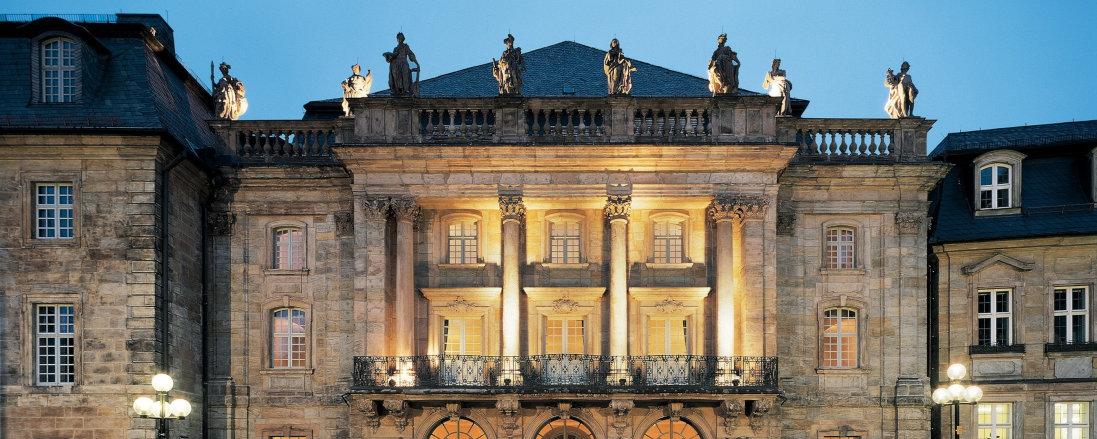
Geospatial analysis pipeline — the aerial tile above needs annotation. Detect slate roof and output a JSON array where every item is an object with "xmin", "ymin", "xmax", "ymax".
[
  {"xmin": 305, "ymin": 41, "xmax": 808, "ymax": 118},
  {"xmin": 929, "ymin": 121, "xmax": 1097, "ymax": 244},
  {"xmin": 0, "ymin": 15, "xmax": 219, "ymax": 153}
]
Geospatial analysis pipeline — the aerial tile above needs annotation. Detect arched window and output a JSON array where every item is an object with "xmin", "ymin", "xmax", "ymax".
[
  {"xmin": 822, "ymin": 307, "xmax": 858, "ymax": 368},
  {"xmin": 979, "ymin": 164, "xmax": 1012, "ymax": 209},
  {"xmin": 447, "ymin": 220, "xmax": 479, "ymax": 264},
  {"xmin": 641, "ymin": 418, "xmax": 702, "ymax": 439},
  {"xmin": 535, "ymin": 418, "xmax": 594, "ymax": 439},
  {"xmin": 273, "ymin": 227, "xmax": 305, "ymax": 269},
  {"xmin": 271, "ymin": 308, "xmax": 307, "ymax": 368},
  {"xmin": 427, "ymin": 418, "xmax": 487, "ymax": 439},
  {"xmin": 41, "ymin": 37, "xmax": 78, "ymax": 103},
  {"xmin": 824, "ymin": 227, "xmax": 855, "ymax": 269}
]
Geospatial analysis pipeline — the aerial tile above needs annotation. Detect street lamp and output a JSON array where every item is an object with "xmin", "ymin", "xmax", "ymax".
[
  {"xmin": 932, "ymin": 364, "xmax": 983, "ymax": 439},
  {"xmin": 132, "ymin": 373, "xmax": 192, "ymax": 438}
]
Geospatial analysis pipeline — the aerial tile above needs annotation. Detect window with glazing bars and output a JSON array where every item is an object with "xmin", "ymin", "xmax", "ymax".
[
  {"xmin": 825, "ymin": 227, "xmax": 854, "ymax": 269},
  {"xmin": 979, "ymin": 164, "xmax": 1012, "ymax": 209},
  {"xmin": 36, "ymin": 183, "xmax": 74, "ymax": 239},
  {"xmin": 648, "ymin": 317, "xmax": 688, "ymax": 355},
  {"xmin": 447, "ymin": 221, "xmax": 478, "ymax": 264},
  {"xmin": 272, "ymin": 308, "xmax": 306, "ymax": 368},
  {"xmin": 36, "ymin": 304, "xmax": 75, "ymax": 385},
  {"xmin": 549, "ymin": 221, "xmax": 581, "ymax": 263},
  {"xmin": 977, "ymin": 289, "xmax": 1011, "ymax": 346},
  {"xmin": 545, "ymin": 318, "xmax": 584, "ymax": 354},
  {"xmin": 652, "ymin": 220, "xmax": 684, "ymax": 263},
  {"xmin": 41, "ymin": 38, "xmax": 77, "ymax": 102},
  {"xmin": 822, "ymin": 308, "xmax": 857, "ymax": 367},
  {"xmin": 1053, "ymin": 286, "xmax": 1089, "ymax": 344},
  {"xmin": 273, "ymin": 228, "xmax": 304, "ymax": 269}
]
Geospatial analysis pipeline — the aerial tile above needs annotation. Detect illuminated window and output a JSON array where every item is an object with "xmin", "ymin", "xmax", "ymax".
[
  {"xmin": 442, "ymin": 318, "xmax": 483, "ymax": 355},
  {"xmin": 273, "ymin": 227, "xmax": 305, "ymax": 269},
  {"xmin": 978, "ymin": 403, "xmax": 1012, "ymax": 439},
  {"xmin": 549, "ymin": 221, "xmax": 581, "ymax": 263},
  {"xmin": 1053, "ymin": 402, "xmax": 1088, "ymax": 439},
  {"xmin": 1053, "ymin": 286, "xmax": 1089, "ymax": 344},
  {"xmin": 545, "ymin": 318, "xmax": 585, "ymax": 354},
  {"xmin": 822, "ymin": 307, "xmax": 857, "ymax": 368},
  {"xmin": 36, "ymin": 304, "xmax": 75, "ymax": 385},
  {"xmin": 977, "ymin": 289, "xmax": 1011, "ymax": 346},
  {"xmin": 535, "ymin": 418, "xmax": 594, "ymax": 439},
  {"xmin": 648, "ymin": 317, "xmax": 688, "ymax": 355},
  {"xmin": 652, "ymin": 219, "xmax": 684, "ymax": 263},
  {"xmin": 36, "ymin": 183, "xmax": 74, "ymax": 239},
  {"xmin": 447, "ymin": 220, "xmax": 478, "ymax": 264},
  {"xmin": 979, "ymin": 164, "xmax": 1012, "ymax": 209},
  {"xmin": 641, "ymin": 419, "xmax": 701, "ymax": 439},
  {"xmin": 825, "ymin": 227, "xmax": 855, "ymax": 269},
  {"xmin": 428, "ymin": 418, "xmax": 487, "ymax": 439},
  {"xmin": 41, "ymin": 37, "xmax": 78, "ymax": 102},
  {"xmin": 272, "ymin": 308, "xmax": 307, "ymax": 368}
]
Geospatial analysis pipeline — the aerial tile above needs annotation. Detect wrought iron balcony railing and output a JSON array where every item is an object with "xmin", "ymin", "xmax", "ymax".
[{"xmin": 351, "ymin": 355, "xmax": 778, "ymax": 393}]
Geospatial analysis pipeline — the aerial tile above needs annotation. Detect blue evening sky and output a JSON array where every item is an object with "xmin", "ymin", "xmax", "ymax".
[{"xmin": 7, "ymin": 0, "xmax": 1097, "ymax": 150}]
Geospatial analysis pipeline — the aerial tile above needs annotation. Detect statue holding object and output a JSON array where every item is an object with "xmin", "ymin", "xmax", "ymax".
[
  {"xmin": 492, "ymin": 34, "xmax": 525, "ymax": 95},
  {"xmin": 341, "ymin": 63, "xmax": 372, "ymax": 116},
  {"xmin": 604, "ymin": 38, "xmax": 636, "ymax": 95},
  {"xmin": 707, "ymin": 33, "xmax": 740, "ymax": 96},
  {"xmin": 211, "ymin": 61, "xmax": 248, "ymax": 120},
  {"xmin": 762, "ymin": 58, "xmax": 792, "ymax": 116},
  {"xmin": 884, "ymin": 61, "xmax": 918, "ymax": 118},
  {"xmin": 384, "ymin": 32, "xmax": 419, "ymax": 97}
]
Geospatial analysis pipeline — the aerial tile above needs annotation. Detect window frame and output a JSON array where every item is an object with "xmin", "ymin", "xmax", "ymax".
[
  {"xmin": 269, "ymin": 224, "xmax": 307, "ymax": 271},
  {"xmin": 977, "ymin": 402, "xmax": 1013, "ymax": 439},
  {"xmin": 976, "ymin": 288, "xmax": 1013, "ymax": 347},
  {"xmin": 34, "ymin": 303, "xmax": 76, "ymax": 386},
  {"xmin": 978, "ymin": 163, "xmax": 1013, "ymax": 210},
  {"xmin": 1052, "ymin": 285, "xmax": 1090, "ymax": 345},
  {"xmin": 649, "ymin": 212, "xmax": 689, "ymax": 264},
  {"xmin": 972, "ymin": 150, "xmax": 1025, "ymax": 215},
  {"xmin": 824, "ymin": 226, "xmax": 856, "ymax": 270},
  {"xmin": 646, "ymin": 316, "xmax": 690, "ymax": 355},
  {"xmin": 441, "ymin": 316, "xmax": 484, "ymax": 356},
  {"xmin": 440, "ymin": 212, "xmax": 482, "ymax": 265},
  {"xmin": 39, "ymin": 37, "xmax": 80, "ymax": 103},
  {"xmin": 545, "ymin": 212, "xmax": 586, "ymax": 264},
  {"xmin": 270, "ymin": 307, "xmax": 309, "ymax": 369},
  {"xmin": 821, "ymin": 307, "xmax": 859, "ymax": 369},
  {"xmin": 1052, "ymin": 401, "xmax": 1090, "ymax": 439},
  {"xmin": 34, "ymin": 182, "xmax": 75, "ymax": 240}
]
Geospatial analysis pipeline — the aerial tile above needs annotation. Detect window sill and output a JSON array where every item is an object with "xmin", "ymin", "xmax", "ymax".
[
  {"xmin": 542, "ymin": 263, "xmax": 589, "ymax": 269},
  {"xmin": 819, "ymin": 267, "xmax": 866, "ymax": 275},
  {"xmin": 260, "ymin": 368, "xmax": 314, "ymax": 375},
  {"xmin": 969, "ymin": 344, "xmax": 1025, "ymax": 356},
  {"xmin": 815, "ymin": 367, "xmax": 870, "ymax": 375},
  {"xmin": 1045, "ymin": 342, "xmax": 1097, "ymax": 355},
  {"xmin": 439, "ymin": 263, "xmax": 486, "ymax": 269},
  {"xmin": 974, "ymin": 207, "xmax": 1021, "ymax": 217},
  {"xmin": 23, "ymin": 237, "xmax": 79, "ymax": 248},
  {"xmin": 263, "ymin": 268, "xmax": 310, "ymax": 276},
  {"xmin": 644, "ymin": 262, "xmax": 695, "ymax": 269}
]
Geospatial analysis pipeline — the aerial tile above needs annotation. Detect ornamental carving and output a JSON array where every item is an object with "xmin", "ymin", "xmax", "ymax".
[
  {"xmin": 552, "ymin": 298, "xmax": 580, "ymax": 313},
  {"xmin": 709, "ymin": 194, "xmax": 769, "ymax": 222},
  {"xmin": 383, "ymin": 399, "xmax": 409, "ymax": 431},
  {"xmin": 390, "ymin": 198, "xmax": 420, "ymax": 223},
  {"xmin": 350, "ymin": 398, "xmax": 380, "ymax": 431},
  {"xmin": 499, "ymin": 195, "xmax": 526, "ymax": 222},
  {"xmin": 334, "ymin": 211, "xmax": 354, "ymax": 237},
  {"xmin": 497, "ymin": 396, "xmax": 521, "ymax": 439},
  {"xmin": 666, "ymin": 402, "xmax": 684, "ymax": 421},
  {"xmin": 749, "ymin": 398, "xmax": 775, "ymax": 431},
  {"xmin": 446, "ymin": 297, "xmax": 477, "ymax": 313},
  {"xmin": 207, "ymin": 212, "xmax": 236, "ymax": 236},
  {"xmin": 445, "ymin": 403, "xmax": 462, "ymax": 421},
  {"xmin": 604, "ymin": 194, "xmax": 632, "ymax": 221},
  {"xmin": 609, "ymin": 399, "xmax": 634, "ymax": 439},
  {"xmin": 776, "ymin": 214, "xmax": 796, "ymax": 236},
  {"xmin": 212, "ymin": 178, "xmax": 240, "ymax": 203},
  {"xmin": 360, "ymin": 197, "xmax": 390, "ymax": 220},
  {"xmin": 655, "ymin": 298, "xmax": 685, "ymax": 314},
  {"xmin": 895, "ymin": 211, "xmax": 925, "ymax": 233},
  {"xmin": 719, "ymin": 399, "xmax": 745, "ymax": 435},
  {"xmin": 555, "ymin": 402, "xmax": 575, "ymax": 420}
]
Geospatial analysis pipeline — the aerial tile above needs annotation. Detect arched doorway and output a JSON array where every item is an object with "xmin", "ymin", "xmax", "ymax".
[
  {"xmin": 534, "ymin": 417, "xmax": 595, "ymax": 439},
  {"xmin": 427, "ymin": 417, "xmax": 488, "ymax": 439},
  {"xmin": 640, "ymin": 418, "xmax": 702, "ymax": 439}
]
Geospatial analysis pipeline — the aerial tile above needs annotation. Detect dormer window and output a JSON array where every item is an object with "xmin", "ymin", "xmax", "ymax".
[
  {"xmin": 972, "ymin": 150, "xmax": 1025, "ymax": 214},
  {"xmin": 41, "ymin": 37, "xmax": 78, "ymax": 103}
]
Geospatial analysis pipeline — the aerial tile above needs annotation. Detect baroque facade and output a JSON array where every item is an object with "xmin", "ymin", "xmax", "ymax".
[{"xmin": 0, "ymin": 14, "xmax": 964, "ymax": 439}]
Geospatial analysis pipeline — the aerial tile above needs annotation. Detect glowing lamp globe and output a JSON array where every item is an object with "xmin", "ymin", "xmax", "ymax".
[
  {"xmin": 170, "ymin": 398, "xmax": 192, "ymax": 418},
  {"xmin": 151, "ymin": 373, "xmax": 174, "ymax": 392},
  {"xmin": 946, "ymin": 363, "xmax": 967, "ymax": 381}
]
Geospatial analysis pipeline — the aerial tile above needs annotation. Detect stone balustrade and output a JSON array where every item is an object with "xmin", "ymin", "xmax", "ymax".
[
  {"xmin": 208, "ymin": 120, "xmax": 340, "ymax": 164},
  {"xmin": 778, "ymin": 116, "xmax": 934, "ymax": 162}
]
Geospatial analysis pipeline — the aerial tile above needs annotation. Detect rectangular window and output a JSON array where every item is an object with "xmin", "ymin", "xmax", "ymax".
[
  {"xmin": 272, "ymin": 308, "xmax": 307, "ymax": 368},
  {"xmin": 1054, "ymin": 286, "xmax": 1089, "ymax": 344},
  {"xmin": 442, "ymin": 318, "xmax": 483, "ymax": 355},
  {"xmin": 977, "ymin": 289, "xmax": 1011, "ymax": 346},
  {"xmin": 545, "ymin": 318, "xmax": 584, "ymax": 354},
  {"xmin": 36, "ymin": 304, "xmax": 75, "ymax": 385},
  {"xmin": 648, "ymin": 317, "xmax": 688, "ymax": 355},
  {"xmin": 978, "ymin": 403, "xmax": 1013, "ymax": 439},
  {"xmin": 447, "ymin": 221, "xmax": 478, "ymax": 264},
  {"xmin": 822, "ymin": 308, "xmax": 857, "ymax": 368},
  {"xmin": 825, "ymin": 227, "xmax": 855, "ymax": 269},
  {"xmin": 273, "ymin": 228, "xmax": 305, "ymax": 269},
  {"xmin": 1054, "ymin": 402, "xmax": 1089, "ymax": 439},
  {"xmin": 549, "ymin": 221, "xmax": 581, "ymax": 263},
  {"xmin": 653, "ymin": 220, "xmax": 684, "ymax": 263},
  {"xmin": 36, "ymin": 183, "xmax": 74, "ymax": 239}
]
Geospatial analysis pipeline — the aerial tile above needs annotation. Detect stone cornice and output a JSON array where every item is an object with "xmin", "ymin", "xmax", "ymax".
[{"xmin": 708, "ymin": 194, "xmax": 769, "ymax": 222}]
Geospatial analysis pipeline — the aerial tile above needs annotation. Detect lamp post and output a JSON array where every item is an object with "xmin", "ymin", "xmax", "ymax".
[
  {"xmin": 132, "ymin": 373, "xmax": 192, "ymax": 438},
  {"xmin": 931, "ymin": 364, "xmax": 983, "ymax": 439}
]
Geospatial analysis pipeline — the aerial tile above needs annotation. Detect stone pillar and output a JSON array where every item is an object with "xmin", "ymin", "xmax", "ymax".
[
  {"xmin": 499, "ymin": 195, "xmax": 525, "ymax": 358},
  {"xmin": 605, "ymin": 195, "xmax": 631, "ymax": 369},
  {"xmin": 355, "ymin": 196, "xmax": 391, "ymax": 357},
  {"xmin": 708, "ymin": 198, "xmax": 737, "ymax": 357},
  {"xmin": 734, "ymin": 196, "xmax": 768, "ymax": 357},
  {"xmin": 390, "ymin": 199, "xmax": 419, "ymax": 359}
]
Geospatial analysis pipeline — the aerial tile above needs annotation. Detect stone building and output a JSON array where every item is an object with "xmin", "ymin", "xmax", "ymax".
[
  {"xmin": 3, "ymin": 14, "xmax": 950, "ymax": 439},
  {"xmin": 929, "ymin": 121, "xmax": 1097, "ymax": 439}
]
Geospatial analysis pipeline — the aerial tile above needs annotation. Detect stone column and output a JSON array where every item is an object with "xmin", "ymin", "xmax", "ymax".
[
  {"xmin": 708, "ymin": 198, "xmax": 737, "ymax": 357},
  {"xmin": 499, "ymin": 195, "xmax": 525, "ymax": 358},
  {"xmin": 355, "ymin": 196, "xmax": 391, "ymax": 357},
  {"xmin": 390, "ymin": 199, "xmax": 419, "ymax": 360},
  {"xmin": 605, "ymin": 195, "xmax": 631, "ymax": 374},
  {"xmin": 734, "ymin": 196, "xmax": 768, "ymax": 358}
]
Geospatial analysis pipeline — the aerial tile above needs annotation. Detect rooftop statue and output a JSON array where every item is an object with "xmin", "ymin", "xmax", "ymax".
[
  {"xmin": 604, "ymin": 38, "xmax": 636, "ymax": 95},
  {"xmin": 762, "ymin": 58, "xmax": 792, "ymax": 116},
  {"xmin": 707, "ymin": 33, "xmax": 740, "ymax": 96},
  {"xmin": 884, "ymin": 61, "xmax": 918, "ymax": 118},
  {"xmin": 211, "ymin": 61, "xmax": 248, "ymax": 120},
  {"xmin": 384, "ymin": 33, "xmax": 419, "ymax": 97},
  {"xmin": 492, "ymin": 34, "xmax": 525, "ymax": 95},
  {"xmin": 341, "ymin": 63, "xmax": 373, "ymax": 117}
]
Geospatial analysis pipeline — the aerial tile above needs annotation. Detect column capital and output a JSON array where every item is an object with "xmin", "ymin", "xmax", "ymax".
[
  {"xmin": 604, "ymin": 194, "xmax": 632, "ymax": 221},
  {"xmin": 708, "ymin": 194, "xmax": 770, "ymax": 222},
  {"xmin": 499, "ymin": 195, "xmax": 526, "ymax": 223},
  {"xmin": 359, "ymin": 197, "xmax": 391, "ymax": 221},
  {"xmin": 390, "ymin": 198, "xmax": 420, "ymax": 223},
  {"xmin": 895, "ymin": 211, "xmax": 926, "ymax": 234}
]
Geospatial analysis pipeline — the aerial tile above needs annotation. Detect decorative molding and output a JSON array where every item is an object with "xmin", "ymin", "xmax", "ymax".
[
  {"xmin": 207, "ymin": 212, "xmax": 236, "ymax": 236},
  {"xmin": 350, "ymin": 398, "xmax": 380, "ymax": 432},
  {"xmin": 383, "ymin": 399, "xmax": 409, "ymax": 432},
  {"xmin": 334, "ymin": 211, "xmax": 354, "ymax": 236},
  {"xmin": 604, "ymin": 194, "xmax": 632, "ymax": 221},
  {"xmin": 709, "ymin": 194, "xmax": 769, "ymax": 222},
  {"xmin": 655, "ymin": 297, "xmax": 685, "ymax": 314},
  {"xmin": 894, "ymin": 211, "xmax": 924, "ymax": 233},
  {"xmin": 749, "ymin": 398, "xmax": 775, "ymax": 431},
  {"xmin": 719, "ymin": 399, "xmax": 745, "ymax": 435},
  {"xmin": 360, "ymin": 197, "xmax": 390, "ymax": 220},
  {"xmin": 666, "ymin": 402, "xmax": 684, "ymax": 421},
  {"xmin": 497, "ymin": 396, "xmax": 521, "ymax": 439},
  {"xmin": 445, "ymin": 403, "xmax": 462, "ymax": 422},
  {"xmin": 961, "ymin": 252, "xmax": 1036, "ymax": 274},
  {"xmin": 551, "ymin": 297, "xmax": 580, "ymax": 313},
  {"xmin": 609, "ymin": 399, "xmax": 633, "ymax": 439},
  {"xmin": 390, "ymin": 198, "xmax": 420, "ymax": 223},
  {"xmin": 776, "ymin": 214, "xmax": 796, "ymax": 236},
  {"xmin": 499, "ymin": 195, "xmax": 526, "ymax": 223},
  {"xmin": 446, "ymin": 297, "xmax": 477, "ymax": 313},
  {"xmin": 555, "ymin": 402, "xmax": 575, "ymax": 420}
]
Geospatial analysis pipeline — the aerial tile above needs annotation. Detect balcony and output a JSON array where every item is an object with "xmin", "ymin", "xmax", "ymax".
[{"xmin": 351, "ymin": 355, "xmax": 778, "ymax": 394}]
